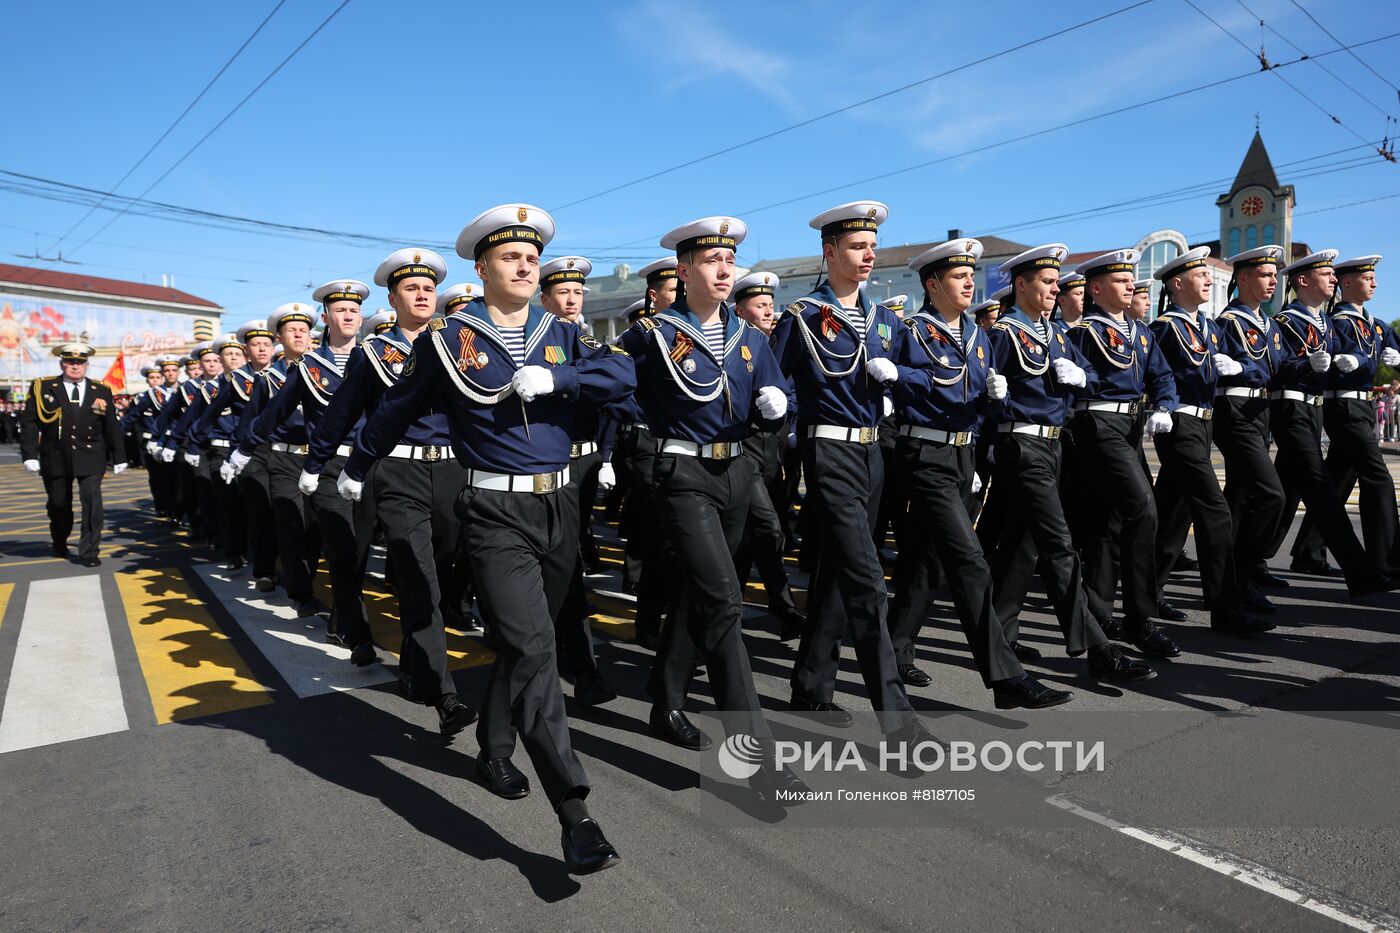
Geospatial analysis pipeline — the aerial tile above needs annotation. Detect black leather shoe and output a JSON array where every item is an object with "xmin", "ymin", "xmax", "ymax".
[
  {"xmin": 436, "ymin": 694, "xmax": 477, "ymax": 736},
  {"xmin": 1350, "ymin": 575, "xmax": 1400, "ymax": 599},
  {"xmin": 1130, "ymin": 627, "xmax": 1181, "ymax": 659},
  {"xmin": 574, "ymin": 670, "xmax": 618, "ymax": 707},
  {"xmin": 1099, "ymin": 616, "xmax": 1125, "ymax": 640},
  {"xmin": 1173, "ymin": 554, "xmax": 1199, "ymax": 573},
  {"xmin": 1290, "ymin": 557, "xmax": 1343, "ymax": 578},
  {"xmin": 1088, "ymin": 644, "xmax": 1155, "ymax": 682},
  {"xmin": 898, "ymin": 664, "xmax": 932, "ymax": 688},
  {"xmin": 1210, "ymin": 608, "xmax": 1274, "ymax": 635},
  {"xmin": 82, "ymin": 557, "xmax": 101, "ymax": 568},
  {"xmin": 582, "ymin": 557, "xmax": 607, "ymax": 576},
  {"xmin": 789, "ymin": 696, "xmax": 854, "ymax": 727},
  {"xmin": 648, "ymin": 708, "xmax": 712, "ymax": 750},
  {"xmin": 1157, "ymin": 599, "xmax": 1187, "ymax": 622},
  {"xmin": 884, "ymin": 717, "xmax": 939, "ymax": 776},
  {"xmin": 51, "ymin": 542, "xmax": 69, "ymax": 558},
  {"xmin": 477, "ymin": 754, "xmax": 530, "ymax": 799},
  {"xmin": 561, "ymin": 818, "xmax": 620, "ymax": 874},
  {"xmin": 255, "ymin": 576, "xmax": 276, "ymax": 593},
  {"xmin": 1254, "ymin": 567, "xmax": 1290, "ymax": 589},
  {"xmin": 1243, "ymin": 588, "xmax": 1276, "ymax": 614},
  {"xmin": 776, "ymin": 608, "xmax": 807, "ymax": 642},
  {"xmin": 749, "ymin": 763, "xmax": 810, "ymax": 805},
  {"xmin": 350, "ymin": 641, "xmax": 378, "ymax": 666},
  {"xmin": 993, "ymin": 674, "xmax": 1073, "ymax": 709},
  {"xmin": 1009, "ymin": 641, "xmax": 1042, "ymax": 661},
  {"xmin": 222, "ymin": 556, "xmax": 246, "ymax": 572},
  {"xmin": 294, "ymin": 598, "xmax": 329, "ymax": 618}
]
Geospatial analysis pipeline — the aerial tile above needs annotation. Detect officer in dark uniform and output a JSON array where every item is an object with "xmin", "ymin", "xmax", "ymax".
[
  {"xmin": 886, "ymin": 238, "xmax": 1072, "ymax": 708},
  {"xmin": 1292, "ymin": 255, "xmax": 1400, "ymax": 576},
  {"xmin": 1064, "ymin": 249, "xmax": 1180, "ymax": 658},
  {"xmin": 21, "ymin": 343, "xmax": 127, "ymax": 566},
  {"xmin": 977, "ymin": 244, "xmax": 1152, "ymax": 682},
  {"xmin": 1149, "ymin": 247, "xmax": 1271, "ymax": 635},
  {"xmin": 771, "ymin": 199, "xmax": 936, "ymax": 737},
  {"xmin": 339, "ymin": 204, "xmax": 630, "ymax": 874}
]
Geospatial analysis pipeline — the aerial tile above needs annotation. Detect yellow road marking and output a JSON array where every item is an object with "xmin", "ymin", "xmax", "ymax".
[
  {"xmin": 325, "ymin": 572, "xmax": 495, "ymax": 670},
  {"xmin": 117, "ymin": 566, "xmax": 273, "ymax": 723},
  {"xmin": 0, "ymin": 582, "xmax": 12, "ymax": 627}
]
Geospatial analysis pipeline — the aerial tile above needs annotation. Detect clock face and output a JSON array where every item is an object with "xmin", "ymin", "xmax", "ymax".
[{"xmin": 1241, "ymin": 195, "xmax": 1264, "ymax": 216}]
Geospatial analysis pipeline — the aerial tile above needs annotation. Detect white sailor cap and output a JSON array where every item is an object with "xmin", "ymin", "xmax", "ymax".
[
  {"xmin": 1057, "ymin": 271, "xmax": 1086, "ymax": 291},
  {"xmin": 582, "ymin": 285, "xmax": 591, "ymax": 296},
  {"xmin": 268, "ymin": 302, "xmax": 316, "ymax": 332},
  {"xmin": 1133, "ymin": 279, "xmax": 1153, "ymax": 294},
  {"xmin": 661, "ymin": 216, "xmax": 747, "ymax": 253},
  {"xmin": 310, "ymin": 328, "xmax": 324, "ymax": 347},
  {"xmin": 313, "ymin": 278, "xmax": 371, "ymax": 305},
  {"xmin": 1153, "ymin": 246, "xmax": 1212, "ymax": 281},
  {"xmin": 374, "ymin": 248, "xmax": 447, "ymax": 288},
  {"xmin": 154, "ymin": 353, "xmax": 183, "ymax": 368},
  {"xmin": 436, "ymin": 281, "xmax": 486, "ymax": 315},
  {"xmin": 971, "ymin": 298, "xmax": 1000, "ymax": 317},
  {"xmin": 213, "ymin": 332, "xmax": 244, "ymax": 353},
  {"xmin": 1074, "ymin": 248, "xmax": 1141, "ymax": 278},
  {"xmin": 139, "ymin": 365, "xmax": 157, "ymax": 377},
  {"xmin": 183, "ymin": 351, "xmax": 201, "ymax": 365},
  {"xmin": 638, "ymin": 257, "xmax": 678, "ymax": 282},
  {"xmin": 1281, "ymin": 248, "xmax": 1340, "ymax": 277},
  {"xmin": 881, "ymin": 294, "xmax": 910, "ymax": 314},
  {"xmin": 540, "ymin": 256, "xmax": 591, "ymax": 290},
  {"xmin": 361, "ymin": 308, "xmax": 396, "ymax": 337},
  {"xmin": 999, "ymin": 243, "xmax": 1069, "ymax": 279},
  {"xmin": 52, "ymin": 342, "xmax": 95, "ymax": 361},
  {"xmin": 733, "ymin": 271, "xmax": 780, "ymax": 303},
  {"xmin": 273, "ymin": 343, "xmax": 285, "ymax": 360},
  {"xmin": 456, "ymin": 204, "xmax": 555, "ymax": 260},
  {"xmin": 990, "ymin": 284, "xmax": 1014, "ymax": 304},
  {"xmin": 237, "ymin": 320, "xmax": 275, "ymax": 344},
  {"xmin": 1335, "ymin": 254, "xmax": 1382, "ymax": 274},
  {"xmin": 192, "ymin": 339, "xmax": 218, "ymax": 358},
  {"xmin": 908, "ymin": 238, "xmax": 983, "ymax": 278},
  {"xmin": 1226, "ymin": 244, "xmax": 1285, "ymax": 268},
  {"xmin": 624, "ymin": 298, "xmax": 648, "ymax": 320},
  {"xmin": 808, "ymin": 200, "xmax": 889, "ymax": 238}
]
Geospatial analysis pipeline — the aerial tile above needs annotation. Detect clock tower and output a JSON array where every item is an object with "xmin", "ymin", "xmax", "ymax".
[{"xmin": 1217, "ymin": 130, "xmax": 1295, "ymax": 260}]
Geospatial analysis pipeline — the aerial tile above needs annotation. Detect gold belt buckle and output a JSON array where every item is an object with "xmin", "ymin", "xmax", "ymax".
[
  {"xmin": 533, "ymin": 472, "xmax": 558, "ymax": 494},
  {"xmin": 570, "ymin": 442, "xmax": 582, "ymax": 459},
  {"xmin": 954, "ymin": 431, "xmax": 970, "ymax": 446},
  {"xmin": 709, "ymin": 441, "xmax": 730, "ymax": 459},
  {"xmin": 858, "ymin": 426, "xmax": 875, "ymax": 444},
  {"xmin": 1047, "ymin": 426, "xmax": 1062, "ymax": 440},
  {"xmin": 422, "ymin": 445, "xmax": 442, "ymax": 462}
]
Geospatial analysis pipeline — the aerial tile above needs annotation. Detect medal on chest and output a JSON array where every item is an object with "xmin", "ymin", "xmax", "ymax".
[
  {"xmin": 820, "ymin": 305, "xmax": 842, "ymax": 342},
  {"xmin": 877, "ymin": 322, "xmax": 891, "ymax": 352},
  {"xmin": 740, "ymin": 345, "xmax": 752, "ymax": 373},
  {"xmin": 455, "ymin": 331, "xmax": 488, "ymax": 372}
]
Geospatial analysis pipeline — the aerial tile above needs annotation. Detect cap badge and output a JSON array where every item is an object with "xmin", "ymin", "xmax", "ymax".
[
  {"xmin": 566, "ymin": 259, "xmax": 575, "ymax": 269},
  {"xmin": 413, "ymin": 253, "xmax": 421, "ymax": 263},
  {"xmin": 517, "ymin": 208, "xmax": 528, "ymax": 223},
  {"xmin": 763, "ymin": 275, "xmax": 771, "ymax": 285},
  {"xmin": 866, "ymin": 208, "xmax": 877, "ymax": 219}
]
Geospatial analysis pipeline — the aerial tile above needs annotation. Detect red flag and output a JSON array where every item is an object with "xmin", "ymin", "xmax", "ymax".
[{"xmin": 100, "ymin": 352, "xmax": 126, "ymax": 393}]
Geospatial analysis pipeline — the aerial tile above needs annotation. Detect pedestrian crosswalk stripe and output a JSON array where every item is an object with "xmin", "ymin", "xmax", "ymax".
[
  {"xmin": 116, "ymin": 567, "xmax": 273, "ymax": 724},
  {"xmin": 0, "ymin": 577, "xmax": 128, "ymax": 753}
]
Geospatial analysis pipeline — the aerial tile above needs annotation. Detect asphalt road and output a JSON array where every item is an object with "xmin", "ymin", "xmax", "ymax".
[{"xmin": 0, "ymin": 447, "xmax": 1397, "ymax": 932}]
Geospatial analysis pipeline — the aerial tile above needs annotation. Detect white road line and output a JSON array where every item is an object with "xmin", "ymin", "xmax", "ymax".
[
  {"xmin": 1047, "ymin": 795, "xmax": 1400, "ymax": 932},
  {"xmin": 0, "ymin": 576, "xmax": 128, "ymax": 754},
  {"xmin": 192, "ymin": 565, "xmax": 399, "ymax": 699}
]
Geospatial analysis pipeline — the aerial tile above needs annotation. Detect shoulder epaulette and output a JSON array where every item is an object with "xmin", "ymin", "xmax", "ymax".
[
  {"xmin": 428, "ymin": 318, "xmax": 447, "ymax": 331},
  {"xmin": 637, "ymin": 317, "xmax": 658, "ymax": 332}
]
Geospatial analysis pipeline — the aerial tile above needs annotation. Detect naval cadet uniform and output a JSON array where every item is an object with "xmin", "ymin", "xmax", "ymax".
[{"xmin": 182, "ymin": 334, "xmax": 249, "ymax": 568}]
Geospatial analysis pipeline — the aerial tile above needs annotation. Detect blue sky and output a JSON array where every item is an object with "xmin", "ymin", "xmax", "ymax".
[{"xmin": 2, "ymin": 0, "xmax": 1397, "ymax": 318}]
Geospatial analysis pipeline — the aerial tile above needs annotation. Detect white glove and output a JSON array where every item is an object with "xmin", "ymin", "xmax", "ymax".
[
  {"xmin": 219, "ymin": 461, "xmax": 238, "ymax": 485},
  {"xmin": 1308, "ymin": 350, "xmax": 1332, "ymax": 373},
  {"xmin": 23, "ymin": 459, "xmax": 40, "ymax": 472},
  {"xmin": 512, "ymin": 365, "xmax": 555, "ymax": 402},
  {"xmin": 183, "ymin": 451, "xmax": 200, "ymax": 468},
  {"xmin": 1383, "ymin": 347, "xmax": 1400, "ymax": 366},
  {"xmin": 1213, "ymin": 353, "xmax": 1243, "ymax": 377},
  {"xmin": 145, "ymin": 441, "xmax": 159, "ymax": 456},
  {"xmin": 113, "ymin": 462, "xmax": 127, "ymax": 475},
  {"xmin": 756, "ymin": 385, "xmax": 787, "ymax": 420},
  {"xmin": 1145, "ymin": 411, "xmax": 1174, "ymax": 436},
  {"xmin": 336, "ymin": 469, "xmax": 363, "ymax": 502},
  {"xmin": 228, "ymin": 448, "xmax": 251, "ymax": 476},
  {"xmin": 1052, "ymin": 357, "xmax": 1087, "ymax": 387},
  {"xmin": 159, "ymin": 446, "xmax": 176, "ymax": 463},
  {"xmin": 971, "ymin": 472, "xmax": 983, "ymax": 495},
  {"xmin": 985, "ymin": 369, "xmax": 1008, "ymax": 400},
  {"xmin": 1333, "ymin": 354, "xmax": 1360, "ymax": 373},
  {"xmin": 865, "ymin": 357, "xmax": 898, "ymax": 383},
  {"xmin": 297, "ymin": 470, "xmax": 320, "ymax": 496},
  {"xmin": 882, "ymin": 395, "xmax": 894, "ymax": 418},
  {"xmin": 597, "ymin": 462, "xmax": 616, "ymax": 491}
]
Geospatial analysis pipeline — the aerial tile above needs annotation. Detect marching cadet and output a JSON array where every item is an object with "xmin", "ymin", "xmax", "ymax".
[
  {"xmin": 872, "ymin": 293, "xmax": 909, "ymax": 558},
  {"xmin": 20, "ymin": 343, "xmax": 127, "ymax": 565},
  {"xmin": 1148, "ymin": 248, "xmax": 1270, "ymax": 635},
  {"xmin": 972, "ymin": 296, "xmax": 1000, "ymax": 332},
  {"xmin": 211, "ymin": 321, "xmax": 280, "ymax": 589},
  {"xmin": 307, "ymin": 255, "xmax": 473, "ymax": 741},
  {"xmin": 155, "ymin": 344, "xmax": 215, "ymax": 532},
  {"xmin": 338, "ymin": 204, "xmax": 630, "ymax": 874},
  {"xmin": 1292, "ymin": 255, "xmax": 1400, "ymax": 576},
  {"xmin": 163, "ymin": 340, "xmax": 226, "ymax": 546},
  {"xmin": 1065, "ymin": 249, "xmax": 1180, "ymax": 657},
  {"xmin": 365, "ymin": 308, "xmax": 397, "ymax": 335},
  {"xmin": 183, "ymin": 354, "xmax": 202, "ymax": 382},
  {"xmin": 1265, "ymin": 250, "xmax": 1393, "ymax": 596},
  {"xmin": 772, "ymin": 199, "xmax": 937, "ymax": 738},
  {"xmin": 229, "ymin": 304, "xmax": 326, "ymax": 616},
  {"xmin": 176, "ymin": 332, "xmax": 250, "ymax": 570},
  {"xmin": 977, "ymin": 244, "xmax": 1153, "ymax": 681},
  {"xmin": 123, "ymin": 364, "xmax": 167, "ymax": 510},
  {"xmin": 730, "ymin": 270, "xmax": 806, "ymax": 641},
  {"xmin": 886, "ymin": 238, "xmax": 1072, "ymax": 708},
  {"xmin": 622, "ymin": 216, "xmax": 809, "ymax": 801},
  {"xmin": 1128, "ymin": 279, "xmax": 1152, "ymax": 321},
  {"xmin": 1052, "ymin": 270, "xmax": 1086, "ymax": 327},
  {"xmin": 143, "ymin": 353, "xmax": 183, "ymax": 517},
  {"xmin": 538, "ymin": 254, "xmax": 618, "ymax": 706}
]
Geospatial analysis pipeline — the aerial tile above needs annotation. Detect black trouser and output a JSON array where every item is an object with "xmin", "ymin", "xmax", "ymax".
[
  {"xmin": 573, "ymin": 446, "xmax": 603, "ymax": 567},
  {"xmin": 555, "ymin": 452, "xmax": 601, "ymax": 678},
  {"xmin": 790, "ymin": 437, "xmax": 913, "ymax": 729},
  {"xmin": 190, "ymin": 452, "xmax": 218, "ymax": 542},
  {"xmin": 1152, "ymin": 412, "xmax": 1242, "ymax": 609},
  {"xmin": 149, "ymin": 450, "xmax": 176, "ymax": 516},
  {"xmin": 1214, "ymin": 395, "xmax": 1286, "ymax": 580},
  {"xmin": 45, "ymin": 472, "xmax": 103, "ymax": 559},
  {"xmin": 872, "ymin": 426, "xmax": 902, "ymax": 550},
  {"xmin": 1267, "ymin": 399, "xmax": 1376, "ymax": 588},
  {"xmin": 311, "ymin": 453, "xmax": 366, "ymax": 642},
  {"xmin": 176, "ymin": 458, "xmax": 199, "ymax": 530},
  {"xmin": 462, "ymin": 482, "xmax": 589, "ymax": 810},
  {"xmin": 1067, "ymin": 410, "xmax": 1159, "ymax": 629},
  {"xmin": 371, "ymin": 457, "xmax": 461, "ymax": 701},
  {"xmin": 888, "ymin": 437, "xmax": 1023, "ymax": 687},
  {"xmin": 267, "ymin": 450, "xmax": 320, "ymax": 603},
  {"xmin": 141, "ymin": 437, "xmax": 165, "ymax": 512},
  {"xmin": 981, "ymin": 433, "xmax": 1109, "ymax": 655},
  {"xmin": 238, "ymin": 448, "xmax": 278, "ymax": 580},
  {"xmin": 205, "ymin": 446, "xmax": 246, "ymax": 562},
  {"xmin": 648, "ymin": 453, "xmax": 771, "ymax": 741},
  {"xmin": 1292, "ymin": 398, "xmax": 1398, "ymax": 575},
  {"xmin": 621, "ymin": 427, "xmax": 670, "ymax": 640},
  {"xmin": 732, "ymin": 459, "xmax": 799, "ymax": 618}
]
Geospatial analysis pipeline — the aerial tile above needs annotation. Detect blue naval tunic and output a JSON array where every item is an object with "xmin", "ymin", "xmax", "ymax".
[
  {"xmin": 894, "ymin": 305, "xmax": 994, "ymax": 433},
  {"xmin": 1211, "ymin": 300, "xmax": 1289, "ymax": 393},
  {"xmin": 1149, "ymin": 305, "xmax": 1227, "ymax": 408},
  {"xmin": 986, "ymin": 307, "xmax": 1099, "ymax": 428},
  {"xmin": 236, "ymin": 360, "xmax": 310, "ymax": 450},
  {"xmin": 1327, "ymin": 301, "xmax": 1397, "ymax": 392},
  {"xmin": 245, "ymin": 348, "xmax": 353, "ymax": 455},
  {"xmin": 192, "ymin": 367, "xmax": 259, "ymax": 446},
  {"xmin": 1067, "ymin": 309, "xmax": 1178, "ymax": 410},
  {"xmin": 1273, "ymin": 299, "xmax": 1339, "ymax": 395}
]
